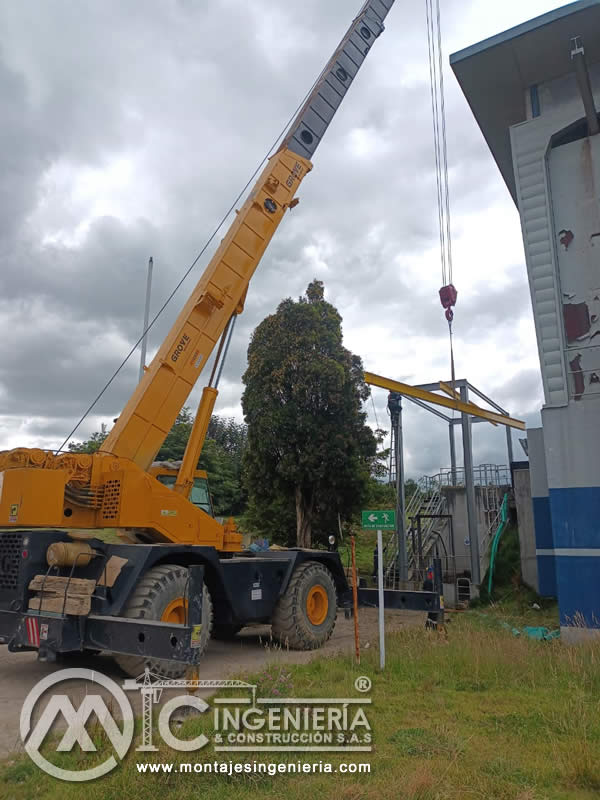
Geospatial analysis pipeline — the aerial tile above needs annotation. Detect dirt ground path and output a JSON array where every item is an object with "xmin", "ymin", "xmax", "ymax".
[{"xmin": 0, "ymin": 608, "xmax": 425, "ymax": 759}]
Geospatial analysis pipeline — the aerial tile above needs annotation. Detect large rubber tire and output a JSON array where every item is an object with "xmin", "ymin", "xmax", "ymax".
[
  {"xmin": 114, "ymin": 564, "xmax": 212, "ymax": 678},
  {"xmin": 271, "ymin": 561, "xmax": 337, "ymax": 650}
]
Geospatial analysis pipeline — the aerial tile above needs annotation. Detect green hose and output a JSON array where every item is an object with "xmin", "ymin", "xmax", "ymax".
[{"xmin": 487, "ymin": 493, "xmax": 509, "ymax": 596}]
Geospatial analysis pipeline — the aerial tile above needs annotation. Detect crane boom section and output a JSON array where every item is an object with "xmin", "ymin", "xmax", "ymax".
[
  {"xmin": 102, "ymin": 0, "xmax": 396, "ymax": 471},
  {"xmin": 282, "ymin": 0, "xmax": 394, "ymax": 161},
  {"xmin": 0, "ymin": 1, "xmax": 397, "ymax": 547},
  {"xmin": 101, "ymin": 149, "xmax": 311, "ymax": 470}
]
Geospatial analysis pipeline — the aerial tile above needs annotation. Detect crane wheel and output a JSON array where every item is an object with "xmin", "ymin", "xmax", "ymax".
[
  {"xmin": 271, "ymin": 561, "xmax": 337, "ymax": 650},
  {"xmin": 114, "ymin": 564, "xmax": 212, "ymax": 678}
]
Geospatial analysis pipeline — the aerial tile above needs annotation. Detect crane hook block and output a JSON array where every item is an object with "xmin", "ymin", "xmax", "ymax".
[{"xmin": 439, "ymin": 283, "xmax": 457, "ymax": 309}]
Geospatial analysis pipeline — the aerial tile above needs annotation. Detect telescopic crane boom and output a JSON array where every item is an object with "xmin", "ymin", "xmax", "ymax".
[{"xmin": 0, "ymin": 0, "xmax": 396, "ymax": 551}]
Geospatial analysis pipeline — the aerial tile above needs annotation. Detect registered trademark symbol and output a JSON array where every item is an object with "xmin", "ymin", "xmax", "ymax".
[{"xmin": 355, "ymin": 676, "xmax": 372, "ymax": 692}]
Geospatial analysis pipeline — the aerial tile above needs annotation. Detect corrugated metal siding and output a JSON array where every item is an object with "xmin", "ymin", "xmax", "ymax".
[{"xmin": 511, "ymin": 120, "xmax": 568, "ymax": 407}]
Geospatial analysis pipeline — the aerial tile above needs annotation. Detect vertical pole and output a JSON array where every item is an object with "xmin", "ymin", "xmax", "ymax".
[
  {"xmin": 433, "ymin": 556, "xmax": 445, "ymax": 626},
  {"xmin": 388, "ymin": 424, "xmax": 395, "ymax": 485},
  {"xmin": 449, "ymin": 422, "xmax": 457, "ymax": 486},
  {"xmin": 351, "ymin": 536, "xmax": 360, "ymax": 665},
  {"xmin": 417, "ymin": 516, "xmax": 423, "ymax": 575},
  {"xmin": 448, "ymin": 514, "xmax": 455, "ymax": 574},
  {"xmin": 460, "ymin": 385, "xmax": 480, "ymax": 585},
  {"xmin": 506, "ymin": 424, "xmax": 514, "ymax": 480},
  {"xmin": 139, "ymin": 256, "xmax": 154, "ymax": 383},
  {"xmin": 395, "ymin": 396, "xmax": 407, "ymax": 584},
  {"xmin": 377, "ymin": 530, "xmax": 385, "ymax": 670}
]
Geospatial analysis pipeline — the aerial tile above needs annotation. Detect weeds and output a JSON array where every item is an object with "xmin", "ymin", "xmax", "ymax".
[{"xmin": 3, "ymin": 606, "xmax": 600, "ymax": 800}]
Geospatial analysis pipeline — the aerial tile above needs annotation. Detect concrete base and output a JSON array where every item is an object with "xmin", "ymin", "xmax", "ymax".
[
  {"xmin": 512, "ymin": 462, "xmax": 539, "ymax": 592},
  {"xmin": 560, "ymin": 626, "xmax": 600, "ymax": 644}
]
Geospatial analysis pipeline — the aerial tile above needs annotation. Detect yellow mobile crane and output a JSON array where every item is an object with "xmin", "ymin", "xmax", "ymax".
[{"xmin": 0, "ymin": 0, "xmax": 441, "ymax": 677}]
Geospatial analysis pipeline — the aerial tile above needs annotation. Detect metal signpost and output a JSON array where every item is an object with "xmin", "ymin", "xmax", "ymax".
[{"xmin": 361, "ymin": 510, "xmax": 395, "ymax": 670}]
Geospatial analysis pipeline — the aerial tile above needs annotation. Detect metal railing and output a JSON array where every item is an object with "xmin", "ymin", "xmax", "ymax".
[
  {"xmin": 379, "ymin": 464, "xmax": 511, "ymax": 589},
  {"xmin": 426, "ymin": 464, "xmax": 511, "ymax": 489},
  {"xmin": 480, "ymin": 491, "xmax": 508, "ymax": 575},
  {"xmin": 381, "ymin": 477, "xmax": 448, "ymax": 588}
]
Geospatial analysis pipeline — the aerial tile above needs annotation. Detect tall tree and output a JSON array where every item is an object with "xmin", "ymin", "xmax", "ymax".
[
  {"xmin": 68, "ymin": 424, "xmax": 108, "ymax": 453},
  {"xmin": 156, "ymin": 408, "xmax": 194, "ymax": 461},
  {"xmin": 242, "ymin": 280, "xmax": 377, "ymax": 547},
  {"xmin": 69, "ymin": 411, "xmax": 247, "ymax": 517}
]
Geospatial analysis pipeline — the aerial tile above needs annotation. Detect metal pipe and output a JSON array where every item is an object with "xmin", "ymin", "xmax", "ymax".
[
  {"xmin": 394, "ymin": 396, "xmax": 407, "ymax": 584},
  {"xmin": 506, "ymin": 425, "xmax": 514, "ymax": 480},
  {"xmin": 377, "ymin": 531, "xmax": 385, "ymax": 670},
  {"xmin": 571, "ymin": 37, "xmax": 599, "ymax": 136},
  {"xmin": 208, "ymin": 315, "xmax": 233, "ymax": 387},
  {"xmin": 139, "ymin": 257, "xmax": 154, "ymax": 383},
  {"xmin": 449, "ymin": 423, "xmax": 457, "ymax": 486},
  {"xmin": 215, "ymin": 314, "xmax": 237, "ymax": 389},
  {"xmin": 461, "ymin": 384, "xmax": 480, "ymax": 585}
]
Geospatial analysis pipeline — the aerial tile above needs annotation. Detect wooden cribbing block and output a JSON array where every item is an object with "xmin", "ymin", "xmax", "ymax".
[
  {"xmin": 28, "ymin": 574, "xmax": 96, "ymax": 616},
  {"xmin": 29, "ymin": 575, "xmax": 96, "ymax": 595},
  {"xmin": 29, "ymin": 594, "xmax": 91, "ymax": 615}
]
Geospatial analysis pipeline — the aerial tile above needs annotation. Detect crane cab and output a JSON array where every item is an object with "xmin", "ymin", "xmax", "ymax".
[{"xmin": 149, "ymin": 461, "xmax": 215, "ymax": 517}]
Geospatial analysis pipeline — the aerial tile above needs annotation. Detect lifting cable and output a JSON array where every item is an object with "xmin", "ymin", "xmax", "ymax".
[
  {"xmin": 425, "ymin": 0, "xmax": 457, "ymax": 391},
  {"xmin": 56, "ymin": 75, "xmax": 323, "ymax": 454}
]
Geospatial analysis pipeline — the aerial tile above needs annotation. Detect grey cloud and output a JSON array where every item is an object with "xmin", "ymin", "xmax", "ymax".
[{"xmin": 0, "ymin": 0, "xmax": 549, "ymax": 474}]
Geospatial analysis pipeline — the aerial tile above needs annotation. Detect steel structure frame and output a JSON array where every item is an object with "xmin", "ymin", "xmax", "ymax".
[{"xmin": 366, "ymin": 374, "xmax": 522, "ymax": 585}]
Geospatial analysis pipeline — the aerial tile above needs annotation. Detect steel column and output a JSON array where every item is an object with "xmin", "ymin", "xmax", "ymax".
[
  {"xmin": 460, "ymin": 384, "xmax": 480, "ymax": 585},
  {"xmin": 388, "ymin": 393, "xmax": 407, "ymax": 584},
  {"xmin": 506, "ymin": 425, "xmax": 514, "ymax": 478},
  {"xmin": 449, "ymin": 423, "xmax": 457, "ymax": 486}
]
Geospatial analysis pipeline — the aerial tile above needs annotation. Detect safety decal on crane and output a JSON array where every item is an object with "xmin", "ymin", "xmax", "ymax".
[
  {"xmin": 26, "ymin": 617, "xmax": 40, "ymax": 647},
  {"xmin": 190, "ymin": 625, "xmax": 203, "ymax": 648}
]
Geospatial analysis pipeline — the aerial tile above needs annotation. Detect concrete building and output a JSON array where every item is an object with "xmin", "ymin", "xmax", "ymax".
[
  {"xmin": 511, "ymin": 461, "xmax": 539, "ymax": 592},
  {"xmin": 451, "ymin": 1, "xmax": 600, "ymax": 640}
]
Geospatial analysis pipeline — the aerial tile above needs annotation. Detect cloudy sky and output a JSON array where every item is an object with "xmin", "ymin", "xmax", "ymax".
[{"xmin": 0, "ymin": 0, "xmax": 565, "ymax": 478}]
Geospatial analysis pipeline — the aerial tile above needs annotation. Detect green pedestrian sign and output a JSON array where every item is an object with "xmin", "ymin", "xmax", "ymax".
[{"xmin": 361, "ymin": 510, "xmax": 396, "ymax": 530}]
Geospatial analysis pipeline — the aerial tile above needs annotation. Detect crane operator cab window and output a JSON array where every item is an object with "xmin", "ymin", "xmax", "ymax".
[{"xmin": 155, "ymin": 473, "xmax": 215, "ymax": 517}]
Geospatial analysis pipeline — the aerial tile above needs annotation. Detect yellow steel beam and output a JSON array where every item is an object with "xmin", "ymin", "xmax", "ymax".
[
  {"xmin": 439, "ymin": 381, "xmax": 497, "ymax": 426},
  {"xmin": 438, "ymin": 381, "xmax": 461, "ymax": 401},
  {"xmin": 364, "ymin": 371, "xmax": 526, "ymax": 431}
]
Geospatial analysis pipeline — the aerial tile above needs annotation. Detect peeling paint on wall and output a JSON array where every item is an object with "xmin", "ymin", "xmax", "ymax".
[
  {"xmin": 563, "ymin": 301, "xmax": 591, "ymax": 341},
  {"xmin": 569, "ymin": 353, "xmax": 585, "ymax": 401},
  {"xmin": 559, "ymin": 229, "xmax": 574, "ymax": 249},
  {"xmin": 550, "ymin": 134, "xmax": 600, "ymax": 399}
]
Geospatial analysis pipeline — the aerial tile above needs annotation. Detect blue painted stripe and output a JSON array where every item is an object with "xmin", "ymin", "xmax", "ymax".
[
  {"xmin": 532, "ymin": 496, "xmax": 553, "ymax": 549},
  {"xmin": 548, "ymin": 487, "xmax": 600, "ymax": 549},
  {"xmin": 537, "ymin": 554, "xmax": 557, "ymax": 597},
  {"xmin": 554, "ymin": 555, "xmax": 600, "ymax": 628}
]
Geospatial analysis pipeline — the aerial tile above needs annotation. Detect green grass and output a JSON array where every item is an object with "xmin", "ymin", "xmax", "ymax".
[
  {"xmin": 3, "ymin": 603, "xmax": 600, "ymax": 799},
  {"xmin": 338, "ymin": 530, "xmax": 377, "ymax": 581}
]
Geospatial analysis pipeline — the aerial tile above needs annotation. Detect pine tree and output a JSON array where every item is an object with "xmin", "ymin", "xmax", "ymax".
[{"xmin": 242, "ymin": 280, "xmax": 377, "ymax": 547}]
